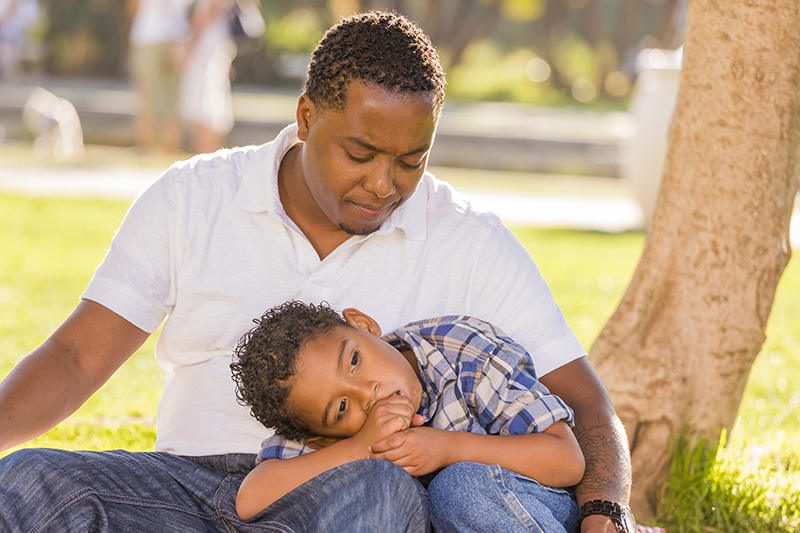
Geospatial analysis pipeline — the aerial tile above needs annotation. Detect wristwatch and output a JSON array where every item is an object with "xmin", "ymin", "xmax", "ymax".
[{"xmin": 576, "ymin": 500, "xmax": 636, "ymax": 533}]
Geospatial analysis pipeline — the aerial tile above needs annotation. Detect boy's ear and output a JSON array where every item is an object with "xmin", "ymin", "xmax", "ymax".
[
  {"xmin": 342, "ymin": 308, "xmax": 382, "ymax": 336},
  {"xmin": 305, "ymin": 435, "xmax": 341, "ymax": 450}
]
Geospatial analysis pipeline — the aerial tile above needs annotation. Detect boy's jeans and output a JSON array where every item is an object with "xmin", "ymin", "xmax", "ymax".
[
  {"xmin": 428, "ymin": 462, "xmax": 579, "ymax": 533},
  {"xmin": 0, "ymin": 449, "xmax": 430, "ymax": 532}
]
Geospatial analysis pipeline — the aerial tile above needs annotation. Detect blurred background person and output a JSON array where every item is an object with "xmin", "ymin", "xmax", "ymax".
[
  {"xmin": 181, "ymin": 0, "xmax": 237, "ymax": 154},
  {"xmin": 127, "ymin": 0, "xmax": 190, "ymax": 153},
  {"xmin": 0, "ymin": 0, "xmax": 40, "ymax": 79}
]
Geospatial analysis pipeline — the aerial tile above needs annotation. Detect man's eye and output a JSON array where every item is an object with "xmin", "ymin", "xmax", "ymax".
[
  {"xmin": 400, "ymin": 160, "xmax": 424, "ymax": 170},
  {"xmin": 337, "ymin": 399, "xmax": 347, "ymax": 419},
  {"xmin": 348, "ymin": 153, "xmax": 371, "ymax": 163}
]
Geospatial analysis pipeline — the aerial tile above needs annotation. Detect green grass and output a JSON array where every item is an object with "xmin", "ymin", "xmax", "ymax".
[
  {"xmin": 1, "ymin": 194, "xmax": 162, "ymax": 453},
  {"xmin": 1, "ymin": 190, "xmax": 799, "ymax": 529},
  {"xmin": 656, "ymin": 431, "xmax": 800, "ymax": 533}
]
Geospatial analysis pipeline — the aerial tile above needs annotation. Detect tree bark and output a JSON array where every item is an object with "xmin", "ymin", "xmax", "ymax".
[{"xmin": 590, "ymin": 0, "xmax": 800, "ymax": 519}]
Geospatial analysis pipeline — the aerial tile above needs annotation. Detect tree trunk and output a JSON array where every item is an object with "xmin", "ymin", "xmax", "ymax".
[{"xmin": 590, "ymin": 0, "xmax": 800, "ymax": 519}]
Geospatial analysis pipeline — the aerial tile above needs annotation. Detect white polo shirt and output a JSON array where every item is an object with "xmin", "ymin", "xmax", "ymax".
[{"xmin": 83, "ymin": 124, "xmax": 586, "ymax": 457}]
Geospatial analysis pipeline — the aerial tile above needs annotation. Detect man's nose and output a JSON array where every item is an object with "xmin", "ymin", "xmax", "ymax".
[{"xmin": 363, "ymin": 160, "xmax": 396, "ymax": 199}]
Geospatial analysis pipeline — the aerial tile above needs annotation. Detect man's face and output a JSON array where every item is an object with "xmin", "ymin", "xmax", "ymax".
[
  {"xmin": 287, "ymin": 324, "xmax": 422, "ymax": 439},
  {"xmin": 296, "ymin": 82, "xmax": 437, "ymax": 236}
]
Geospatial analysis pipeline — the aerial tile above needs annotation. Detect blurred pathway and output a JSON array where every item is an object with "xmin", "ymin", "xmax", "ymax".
[
  {"xmin": 2, "ymin": 162, "xmax": 798, "ymax": 246},
  {"xmin": 0, "ymin": 163, "xmax": 645, "ymax": 233}
]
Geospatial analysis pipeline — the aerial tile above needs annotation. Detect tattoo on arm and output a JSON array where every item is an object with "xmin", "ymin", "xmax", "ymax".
[{"xmin": 573, "ymin": 413, "xmax": 631, "ymax": 502}]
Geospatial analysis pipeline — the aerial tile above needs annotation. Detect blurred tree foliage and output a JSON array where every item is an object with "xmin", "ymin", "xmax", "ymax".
[
  {"xmin": 32, "ymin": 0, "xmax": 685, "ymax": 103},
  {"xmin": 39, "ymin": 0, "xmax": 130, "ymax": 76}
]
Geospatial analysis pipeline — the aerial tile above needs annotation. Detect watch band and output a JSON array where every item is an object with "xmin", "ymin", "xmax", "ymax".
[{"xmin": 576, "ymin": 500, "xmax": 635, "ymax": 533}]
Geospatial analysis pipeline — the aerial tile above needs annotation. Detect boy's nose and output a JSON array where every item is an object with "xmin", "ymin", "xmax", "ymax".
[{"xmin": 356, "ymin": 380, "xmax": 380, "ymax": 413}]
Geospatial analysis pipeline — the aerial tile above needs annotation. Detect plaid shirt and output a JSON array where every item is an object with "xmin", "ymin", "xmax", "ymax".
[{"xmin": 256, "ymin": 315, "xmax": 574, "ymax": 463}]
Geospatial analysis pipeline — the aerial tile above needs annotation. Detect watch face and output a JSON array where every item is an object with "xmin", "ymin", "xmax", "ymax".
[{"xmin": 622, "ymin": 507, "xmax": 637, "ymax": 533}]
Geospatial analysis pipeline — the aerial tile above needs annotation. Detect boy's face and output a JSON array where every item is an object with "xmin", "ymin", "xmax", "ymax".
[{"xmin": 286, "ymin": 312, "xmax": 422, "ymax": 439}]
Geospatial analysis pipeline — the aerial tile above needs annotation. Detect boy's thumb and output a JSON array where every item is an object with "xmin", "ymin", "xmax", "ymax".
[{"xmin": 411, "ymin": 414, "xmax": 425, "ymax": 427}]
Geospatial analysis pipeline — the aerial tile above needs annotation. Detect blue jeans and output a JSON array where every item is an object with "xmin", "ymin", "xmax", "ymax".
[
  {"xmin": 0, "ymin": 449, "xmax": 430, "ymax": 532},
  {"xmin": 427, "ymin": 462, "xmax": 578, "ymax": 533}
]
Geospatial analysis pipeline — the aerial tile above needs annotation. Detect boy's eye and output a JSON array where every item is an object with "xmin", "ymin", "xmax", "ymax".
[
  {"xmin": 337, "ymin": 399, "xmax": 347, "ymax": 420},
  {"xmin": 350, "ymin": 352, "xmax": 359, "ymax": 370}
]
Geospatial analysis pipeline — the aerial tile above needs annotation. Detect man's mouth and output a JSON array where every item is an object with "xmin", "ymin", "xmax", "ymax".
[{"xmin": 351, "ymin": 201, "xmax": 394, "ymax": 219}]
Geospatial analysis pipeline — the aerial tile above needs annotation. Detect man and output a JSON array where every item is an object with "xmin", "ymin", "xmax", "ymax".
[{"xmin": 0, "ymin": 11, "xmax": 632, "ymax": 533}]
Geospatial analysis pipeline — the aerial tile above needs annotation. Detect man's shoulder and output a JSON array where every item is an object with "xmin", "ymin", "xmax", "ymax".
[
  {"xmin": 414, "ymin": 173, "xmax": 507, "ymax": 235},
  {"xmin": 147, "ymin": 143, "xmax": 275, "ymax": 202},
  {"xmin": 168, "ymin": 144, "xmax": 267, "ymax": 179}
]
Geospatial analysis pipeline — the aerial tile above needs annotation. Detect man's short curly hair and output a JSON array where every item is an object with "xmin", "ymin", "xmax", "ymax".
[
  {"xmin": 230, "ymin": 301, "xmax": 346, "ymax": 442},
  {"xmin": 305, "ymin": 11, "xmax": 446, "ymax": 119}
]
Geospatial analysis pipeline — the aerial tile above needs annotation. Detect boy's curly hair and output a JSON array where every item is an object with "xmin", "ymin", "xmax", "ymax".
[
  {"xmin": 305, "ymin": 11, "xmax": 446, "ymax": 119},
  {"xmin": 231, "ymin": 301, "xmax": 346, "ymax": 441}
]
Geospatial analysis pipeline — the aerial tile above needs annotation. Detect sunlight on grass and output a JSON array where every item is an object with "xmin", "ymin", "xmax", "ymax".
[
  {"xmin": 1, "ymin": 193, "xmax": 163, "ymax": 459},
  {"xmin": 657, "ymin": 431, "xmax": 800, "ymax": 533},
  {"xmin": 7, "ymin": 422, "xmax": 157, "ymax": 455}
]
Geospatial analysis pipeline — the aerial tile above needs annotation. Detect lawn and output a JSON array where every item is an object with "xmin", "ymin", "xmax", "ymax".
[{"xmin": 1, "ymin": 189, "xmax": 798, "ymax": 530}]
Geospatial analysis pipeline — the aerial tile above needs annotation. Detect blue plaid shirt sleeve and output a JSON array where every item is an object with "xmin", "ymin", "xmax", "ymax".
[{"xmin": 255, "ymin": 434, "xmax": 314, "ymax": 464}]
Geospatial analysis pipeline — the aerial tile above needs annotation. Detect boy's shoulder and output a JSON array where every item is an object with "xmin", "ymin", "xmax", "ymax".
[
  {"xmin": 386, "ymin": 315, "xmax": 532, "ymax": 371},
  {"xmin": 392, "ymin": 315, "xmax": 513, "ymax": 344}
]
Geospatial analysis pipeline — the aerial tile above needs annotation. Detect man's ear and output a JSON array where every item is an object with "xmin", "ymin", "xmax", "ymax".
[
  {"xmin": 296, "ymin": 93, "xmax": 316, "ymax": 141},
  {"xmin": 305, "ymin": 435, "xmax": 341, "ymax": 450},
  {"xmin": 342, "ymin": 308, "xmax": 382, "ymax": 336}
]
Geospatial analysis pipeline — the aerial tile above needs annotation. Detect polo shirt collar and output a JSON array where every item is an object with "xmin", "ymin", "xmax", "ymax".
[{"xmin": 233, "ymin": 123, "xmax": 428, "ymax": 241}]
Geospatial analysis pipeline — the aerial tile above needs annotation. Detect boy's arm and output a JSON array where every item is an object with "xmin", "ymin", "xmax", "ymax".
[
  {"xmin": 237, "ymin": 439, "xmax": 366, "ymax": 520},
  {"xmin": 236, "ymin": 394, "xmax": 417, "ymax": 520},
  {"xmin": 369, "ymin": 419, "xmax": 584, "ymax": 488}
]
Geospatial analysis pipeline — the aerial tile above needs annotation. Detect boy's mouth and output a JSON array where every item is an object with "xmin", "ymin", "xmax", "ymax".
[{"xmin": 395, "ymin": 389, "xmax": 414, "ymax": 404}]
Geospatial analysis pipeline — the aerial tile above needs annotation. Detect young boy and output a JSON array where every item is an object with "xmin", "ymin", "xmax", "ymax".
[{"xmin": 231, "ymin": 301, "xmax": 585, "ymax": 531}]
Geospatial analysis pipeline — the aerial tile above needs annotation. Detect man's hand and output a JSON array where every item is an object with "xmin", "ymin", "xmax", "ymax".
[{"xmin": 368, "ymin": 426, "xmax": 451, "ymax": 476}]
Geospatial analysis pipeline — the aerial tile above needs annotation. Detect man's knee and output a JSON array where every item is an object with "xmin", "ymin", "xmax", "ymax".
[
  {"xmin": 339, "ymin": 459, "xmax": 428, "ymax": 511},
  {"xmin": 428, "ymin": 461, "xmax": 488, "ymax": 504},
  {"xmin": 267, "ymin": 459, "xmax": 430, "ymax": 532},
  {"xmin": 0, "ymin": 448, "xmax": 56, "ymax": 491}
]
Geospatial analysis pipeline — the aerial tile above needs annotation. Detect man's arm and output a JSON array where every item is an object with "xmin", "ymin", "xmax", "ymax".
[
  {"xmin": 540, "ymin": 356, "xmax": 632, "ymax": 532},
  {"xmin": 0, "ymin": 300, "xmax": 150, "ymax": 452}
]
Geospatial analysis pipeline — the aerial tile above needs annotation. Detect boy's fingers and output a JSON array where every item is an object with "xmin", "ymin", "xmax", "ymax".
[
  {"xmin": 374, "ymin": 394, "xmax": 415, "ymax": 411},
  {"xmin": 369, "ymin": 431, "xmax": 406, "ymax": 454},
  {"xmin": 370, "ymin": 401, "xmax": 415, "ymax": 422}
]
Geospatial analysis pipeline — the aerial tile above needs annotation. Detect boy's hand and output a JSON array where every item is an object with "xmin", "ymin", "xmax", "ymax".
[
  {"xmin": 368, "ymin": 426, "xmax": 451, "ymax": 476},
  {"xmin": 349, "ymin": 394, "xmax": 417, "ymax": 453}
]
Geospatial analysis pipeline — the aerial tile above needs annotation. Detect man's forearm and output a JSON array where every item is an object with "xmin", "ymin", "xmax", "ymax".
[
  {"xmin": 0, "ymin": 301, "xmax": 149, "ymax": 452},
  {"xmin": 540, "ymin": 357, "xmax": 632, "ymax": 504},
  {"xmin": 571, "ymin": 402, "xmax": 632, "ymax": 504},
  {"xmin": 540, "ymin": 357, "xmax": 633, "ymax": 532}
]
